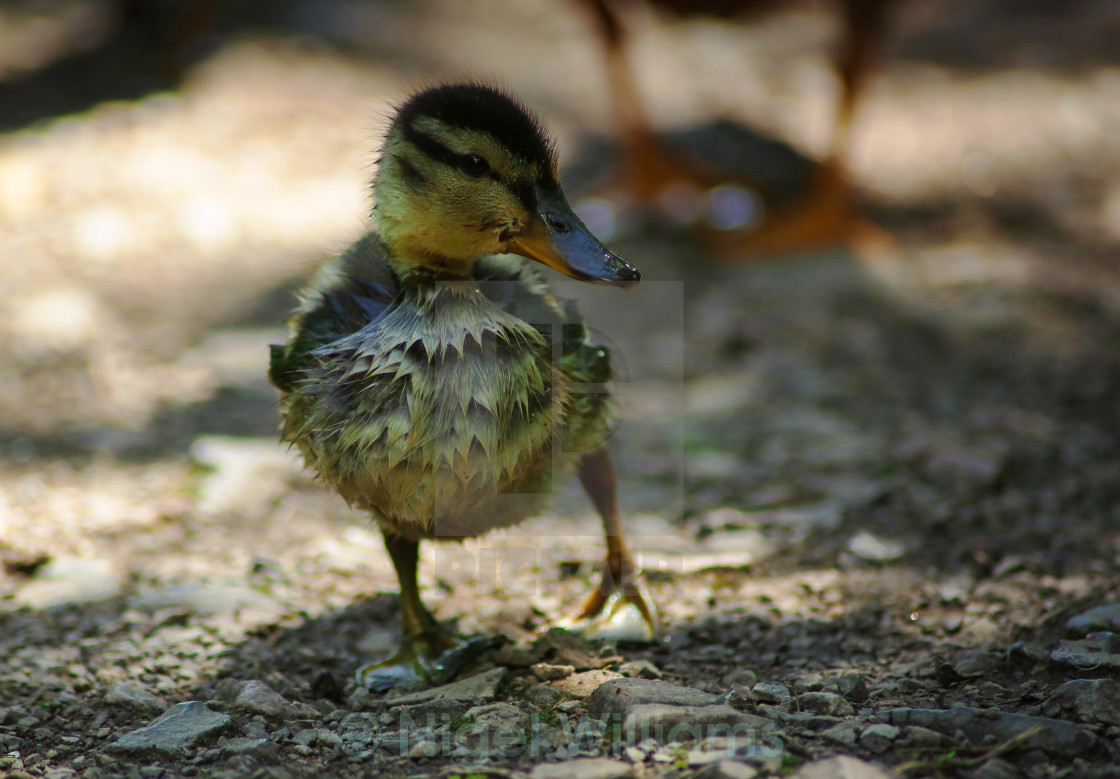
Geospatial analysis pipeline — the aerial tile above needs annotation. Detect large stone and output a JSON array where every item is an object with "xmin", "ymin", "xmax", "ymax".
[
  {"xmin": 886, "ymin": 707, "xmax": 1096, "ymax": 757},
  {"xmin": 1051, "ymin": 679, "xmax": 1120, "ymax": 726},
  {"xmin": 587, "ymin": 678, "xmax": 722, "ymax": 718},
  {"xmin": 1051, "ymin": 633, "xmax": 1120, "ymax": 671},
  {"xmin": 386, "ymin": 668, "xmax": 505, "ymax": 708},
  {"xmin": 1066, "ymin": 604, "xmax": 1120, "ymax": 636},
  {"xmin": 106, "ymin": 702, "xmax": 231, "ymax": 759}
]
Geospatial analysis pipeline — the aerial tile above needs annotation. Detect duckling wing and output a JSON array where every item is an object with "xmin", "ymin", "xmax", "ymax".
[{"xmin": 270, "ymin": 233, "xmax": 399, "ymax": 393}]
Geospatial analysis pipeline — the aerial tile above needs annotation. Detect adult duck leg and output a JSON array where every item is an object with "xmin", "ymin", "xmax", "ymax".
[
  {"xmin": 579, "ymin": 0, "xmax": 895, "ymax": 259},
  {"xmin": 579, "ymin": 0, "xmax": 755, "ymax": 215},
  {"xmin": 705, "ymin": 0, "xmax": 897, "ymax": 260}
]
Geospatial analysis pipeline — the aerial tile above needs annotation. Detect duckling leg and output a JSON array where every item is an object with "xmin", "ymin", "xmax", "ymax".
[
  {"xmin": 383, "ymin": 533, "xmax": 452, "ymax": 646},
  {"xmin": 570, "ymin": 448, "xmax": 657, "ymax": 641},
  {"xmin": 357, "ymin": 532, "xmax": 478, "ymax": 691}
]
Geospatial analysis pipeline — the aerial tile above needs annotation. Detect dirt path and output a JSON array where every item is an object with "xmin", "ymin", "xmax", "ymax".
[{"xmin": 3, "ymin": 2, "xmax": 1120, "ymax": 778}]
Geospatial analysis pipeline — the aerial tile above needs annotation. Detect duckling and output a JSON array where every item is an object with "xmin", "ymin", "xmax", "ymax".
[{"xmin": 269, "ymin": 83, "xmax": 652, "ymax": 689}]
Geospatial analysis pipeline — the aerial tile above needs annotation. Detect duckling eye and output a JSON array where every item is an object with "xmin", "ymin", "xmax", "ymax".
[{"xmin": 459, "ymin": 154, "xmax": 491, "ymax": 177}]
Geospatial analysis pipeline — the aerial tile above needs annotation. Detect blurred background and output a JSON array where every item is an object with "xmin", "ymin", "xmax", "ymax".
[{"xmin": 2, "ymin": 0, "xmax": 1120, "ymax": 657}]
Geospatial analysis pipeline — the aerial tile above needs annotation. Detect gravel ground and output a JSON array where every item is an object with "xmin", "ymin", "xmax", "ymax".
[{"xmin": 3, "ymin": 2, "xmax": 1120, "ymax": 778}]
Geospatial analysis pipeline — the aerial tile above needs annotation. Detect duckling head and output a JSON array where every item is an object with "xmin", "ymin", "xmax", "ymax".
[{"xmin": 373, "ymin": 83, "xmax": 640, "ymax": 289}]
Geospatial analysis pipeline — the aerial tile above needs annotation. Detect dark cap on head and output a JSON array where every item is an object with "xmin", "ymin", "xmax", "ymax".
[{"xmin": 394, "ymin": 84, "xmax": 556, "ymax": 172}]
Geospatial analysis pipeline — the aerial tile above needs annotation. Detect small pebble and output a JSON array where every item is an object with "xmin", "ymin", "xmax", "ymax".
[{"xmin": 532, "ymin": 663, "xmax": 575, "ymax": 681}]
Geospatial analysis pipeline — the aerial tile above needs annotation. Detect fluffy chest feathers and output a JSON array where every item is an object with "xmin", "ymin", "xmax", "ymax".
[{"xmin": 281, "ymin": 283, "xmax": 566, "ymax": 535}]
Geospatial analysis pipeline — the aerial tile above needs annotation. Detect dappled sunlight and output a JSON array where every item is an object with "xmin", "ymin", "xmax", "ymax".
[
  {"xmin": 855, "ymin": 65, "xmax": 1120, "ymax": 201},
  {"xmin": 3, "ymin": 1, "xmax": 1120, "ymax": 776}
]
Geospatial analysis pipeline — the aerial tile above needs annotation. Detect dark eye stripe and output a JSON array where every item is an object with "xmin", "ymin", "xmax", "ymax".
[
  {"xmin": 402, "ymin": 121, "xmax": 532, "ymax": 205},
  {"xmin": 402, "ymin": 121, "xmax": 462, "ymax": 170}
]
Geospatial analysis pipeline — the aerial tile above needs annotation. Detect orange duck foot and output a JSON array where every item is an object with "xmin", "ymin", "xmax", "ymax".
[{"xmin": 577, "ymin": 133, "xmax": 893, "ymax": 263}]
